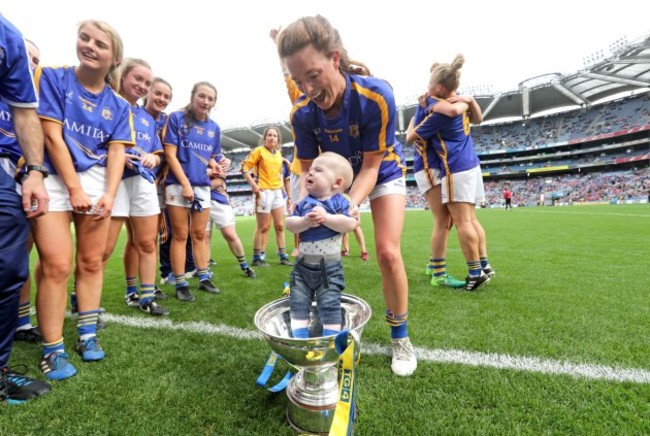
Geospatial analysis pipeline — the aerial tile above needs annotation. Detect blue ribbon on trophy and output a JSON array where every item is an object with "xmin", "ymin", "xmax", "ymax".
[{"xmin": 256, "ymin": 351, "xmax": 293, "ymax": 393}]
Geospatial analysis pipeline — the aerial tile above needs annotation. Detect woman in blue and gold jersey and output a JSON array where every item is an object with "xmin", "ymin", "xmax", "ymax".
[
  {"xmin": 242, "ymin": 126, "xmax": 293, "ymax": 267},
  {"xmin": 407, "ymin": 54, "xmax": 495, "ymax": 292},
  {"xmin": 163, "ymin": 81, "xmax": 224, "ymax": 302},
  {"xmin": 31, "ymin": 20, "xmax": 133, "ymax": 381},
  {"xmin": 102, "ymin": 58, "xmax": 169, "ymax": 317},
  {"xmin": 277, "ymin": 15, "xmax": 415, "ymax": 377}
]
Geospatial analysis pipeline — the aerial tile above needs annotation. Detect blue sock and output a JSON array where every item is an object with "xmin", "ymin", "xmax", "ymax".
[
  {"xmin": 77, "ymin": 310, "xmax": 100, "ymax": 338},
  {"xmin": 17, "ymin": 302, "xmax": 31, "ymax": 329},
  {"xmin": 140, "ymin": 284, "xmax": 155, "ymax": 304},
  {"xmin": 386, "ymin": 310, "xmax": 408, "ymax": 339},
  {"xmin": 42, "ymin": 338, "xmax": 65, "ymax": 357},
  {"xmin": 197, "ymin": 268, "xmax": 210, "ymax": 281},
  {"xmin": 125, "ymin": 275, "xmax": 138, "ymax": 296}
]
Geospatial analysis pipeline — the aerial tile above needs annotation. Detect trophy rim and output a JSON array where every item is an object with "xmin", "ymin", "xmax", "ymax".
[{"xmin": 254, "ymin": 293, "xmax": 372, "ymax": 344}]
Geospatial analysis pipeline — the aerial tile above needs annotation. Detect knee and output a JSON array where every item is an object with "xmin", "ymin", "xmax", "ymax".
[
  {"xmin": 274, "ymin": 223, "xmax": 285, "ymax": 233},
  {"xmin": 76, "ymin": 255, "xmax": 104, "ymax": 275},
  {"xmin": 136, "ymin": 238, "xmax": 157, "ymax": 255},
  {"xmin": 375, "ymin": 244, "xmax": 401, "ymax": 268},
  {"xmin": 41, "ymin": 258, "xmax": 72, "ymax": 282}
]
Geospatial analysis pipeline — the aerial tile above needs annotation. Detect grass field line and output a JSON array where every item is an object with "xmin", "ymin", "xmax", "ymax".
[
  {"xmin": 99, "ymin": 313, "xmax": 650, "ymax": 385},
  {"xmin": 512, "ymin": 208, "xmax": 650, "ymax": 218}
]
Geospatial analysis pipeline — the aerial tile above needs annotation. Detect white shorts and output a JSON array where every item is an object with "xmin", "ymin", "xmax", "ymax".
[
  {"xmin": 0, "ymin": 157, "xmax": 20, "ymax": 194},
  {"xmin": 441, "ymin": 166, "xmax": 485, "ymax": 205},
  {"xmin": 414, "ymin": 168, "xmax": 442, "ymax": 195},
  {"xmin": 206, "ymin": 200, "xmax": 236, "ymax": 231},
  {"xmin": 290, "ymin": 173, "xmax": 300, "ymax": 203},
  {"xmin": 46, "ymin": 166, "xmax": 107, "ymax": 213},
  {"xmin": 256, "ymin": 188, "xmax": 285, "ymax": 213},
  {"xmin": 112, "ymin": 176, "xmax": 160, "ymax": 217},
  {"xmin": 368, "ymin": 176, "xmax": 406, "ymax": 201},
  {"xmin": 165, "ymin": 184, "xmax": 211, "ymax": 210}
]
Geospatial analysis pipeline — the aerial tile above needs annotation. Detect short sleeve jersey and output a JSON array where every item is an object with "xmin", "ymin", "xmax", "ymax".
[
  {"xmin": 0, "ymin": 102, "xmax": 22, "ymax": 163},
  {"xmin": 162, "ymin": 111, "xmax": 222, "ymax": 187},
  {"xmin": 209, "ymin": 177, "xmax": 230, "ymax": 206},
  {"xmin": 123, "ymin": 105, "xmax": 163, "ymax": 179},
  {"xmin": 241, "ymin": 145, "xmax": 284, "ymax": 190},
  {"xmin": 413, "ymin": 96, "xmax": 480, "ymax": 176},
  {"xmin": 0, "ymin": 14, "xmax": 38, "ymax": 108},
  {"xmin": 292, "ymin": 193, "xmax": 353, "ymax": 242},
  {"xmin": 36, "ymin": 66, "xmax": 135, "ymax": 174},
  {"xmin": 412, "ymin": 101, "xmax": 443, "ymax": 175},
  {"xmin": 290, "ymin": 73, "xmax": 406, "ymax": 186}
]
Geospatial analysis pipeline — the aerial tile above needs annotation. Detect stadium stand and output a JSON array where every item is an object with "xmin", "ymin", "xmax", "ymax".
[{"xmin": 221, "ymin": 34, "xmax": 649, "ymax": 212}]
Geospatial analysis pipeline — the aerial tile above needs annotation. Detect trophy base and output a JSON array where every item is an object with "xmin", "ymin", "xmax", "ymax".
[{"xmin": 286, "ymin": 390, "xmax": 336, "ymax": 435}]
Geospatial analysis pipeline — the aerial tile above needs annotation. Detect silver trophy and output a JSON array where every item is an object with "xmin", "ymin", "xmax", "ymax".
[{"xmin": 254, "ymin": 294, "xmax": 372, "ymax": 434}]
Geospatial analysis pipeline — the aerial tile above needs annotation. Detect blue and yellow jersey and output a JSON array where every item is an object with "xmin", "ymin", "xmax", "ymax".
[
  {"xmin": 0, "ymin": 14, "xmax": 38, "ymax": 108},
  {"xmin": 413, "ymin": 96, "xmax": 480, "ymax": 176},
  {"xmin": 290, "ymin": 73, "xmax": 406, "ymax": 186},
  {"xmin": 123, "ymin": 105, "xmax": 163, "ymax": 179},
  {"xmin": 162, "ymin": 110, "xmax": 222, "ymax": 187},
  {"xmin": 153, "ymin": 112, "xmax": 168, "ymax": 140},
  {"xmin": 36, "ymin": 66, "xmax": 135, "ymax": 174},
  {"xmin": 241, "ymin": 145, "xmax": 284, "ymax": 190},
  {"xmin": 0, "ymin": 102, "xmax": 21, "ymax": 164},
  {"xmin": 292, "ymin": 193, "xmax": 353, "ymax": 242},
  {"xmin": 284, "ymin": 75, "xmax": 303, "ymax": 176},
  {"xmin": 209, "ymin": 177, "xmax": 230, "ymax": 206},
  {"xmin": 412, "ymin": 98, "xmax": 443, "ymax": 175}
]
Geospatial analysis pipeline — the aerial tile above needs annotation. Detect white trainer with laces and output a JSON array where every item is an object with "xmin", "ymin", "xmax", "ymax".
[{"xmin": 391, "ymin": 337, "xmax": 417, "ymax": 377}]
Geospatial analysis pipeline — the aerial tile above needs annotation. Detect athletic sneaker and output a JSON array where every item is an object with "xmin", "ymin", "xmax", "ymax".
[
  {"xmin": 124, "ymin": 292, "xmax": 140, "ymax": 307},
  {"xmin": 431, "ymin": 274, "xmax": 466, "ymax": 289},
  {"xmin": 361, "ymin": 251, "xmax": 369, "ymax": 261},
  {"xmin": 425, "ymin": 266, "xmax": 434, "ymax": 276},
  {"xmin": 341, "ymin": 249, "xmax": 350, "ymax": 257},
  {"xmin": 391, "ymin": 337, "xmax": 417, "ymax": 377},
  {"xmin": 279, "ymin": 258, "xmax": 294, "ymax": 266},
  {"xmin": 4, "ymin": 367, "xmax": 51, "ymax": 401},
  {"xmin": 139, "ymin": 300, "xmax": 169, "ymax": 316},
  {"xmin": 14, "ymin": 326, "xmax": 42, "ymax": 343},
  {"xmin": 160, "ymin": 273, "xmax": 176, "ymax": 286},
  {"xmin": 40, "ymin": 352, "xmax": 77, "ymax": 381},
  {"xmin": 244, "ymin": 267, "xmax": 257, "ymax": 279},
  {"xmin": 153, "ymin": 287, "xmax": 167, "ymax": 300},
  {"xmin": 483, "ymin": 266, "xmax": 496, "ymax": 278},
  {"xmin": 76, "ymin": 337, "xmax": 105, "ymax": 362},
  {"xmin": 251, "ymin": 259, "xmax": 268, "ymax": 267},
  {"xmin": 175, "ymin": 286, "xmax": 195, "ymax": 302},
  {"xmin": 464, "ymin": 273, "xmax": 490, "ymax": 291},
  {"xmin": 199, "ymin": 279, "xmax": 221, "ymax": 294}
]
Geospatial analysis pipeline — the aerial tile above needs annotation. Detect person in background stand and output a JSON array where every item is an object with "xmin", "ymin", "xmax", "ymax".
[
  {"xmin": 0, "ymin": 13, "xmax": 51, "ymax": 404},
  {"xmin": 503, "ymin": 186, "xmax": 512, "ymax": 210}
]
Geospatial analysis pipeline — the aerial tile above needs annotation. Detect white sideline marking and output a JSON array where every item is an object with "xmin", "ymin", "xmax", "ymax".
[
  {"xmin": 101, "ymin": 313, "xmax": 650, "ymax": 384},
  {"xmin": 516, "ymin": 209, "xmax": 650, "ymax": 218}
]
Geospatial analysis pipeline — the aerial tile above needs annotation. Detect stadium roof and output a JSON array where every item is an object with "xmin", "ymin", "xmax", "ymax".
[{"xmin": 221, "ymin": 32, "xmax": 650, "ymax": 152}]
